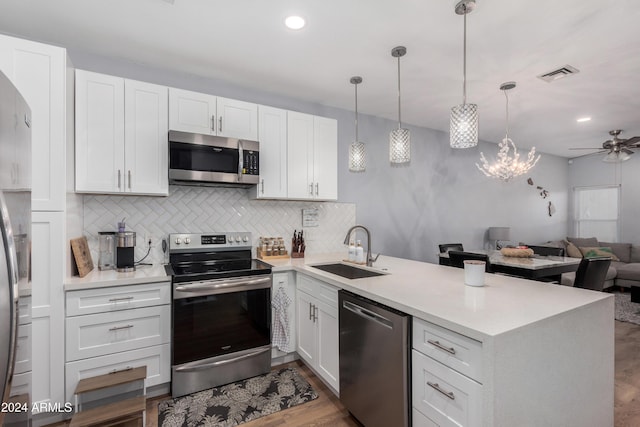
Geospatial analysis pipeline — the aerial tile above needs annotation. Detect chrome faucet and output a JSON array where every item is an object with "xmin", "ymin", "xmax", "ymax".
[{"xmin": 343, "ymin": 225, "xmax": 379, "ymax": 267}]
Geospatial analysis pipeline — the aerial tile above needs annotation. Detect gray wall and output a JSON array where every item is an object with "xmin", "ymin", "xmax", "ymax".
[
  {"xmin": 568, "ymin": 154, "xmax": 640, "ymax": 243},
  {"xmin": 68, "ymin": 50, "xmax": 570, "ymax": 263}
]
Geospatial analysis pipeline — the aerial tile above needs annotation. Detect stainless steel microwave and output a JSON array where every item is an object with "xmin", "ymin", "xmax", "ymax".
[{"xmin": 169, "ymin": 130, "xmax": 259, "ymax": 187}]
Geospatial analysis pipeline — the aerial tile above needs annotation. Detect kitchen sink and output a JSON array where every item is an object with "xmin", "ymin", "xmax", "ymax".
[{"xmin": 311, "ymin": 263, "xmax": 386, "ymax": 279}]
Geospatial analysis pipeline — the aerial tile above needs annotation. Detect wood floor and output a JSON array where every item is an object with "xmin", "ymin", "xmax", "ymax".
[{"xmin": 48, "ymin": 320, "xmax": 640, "ymax": 426}]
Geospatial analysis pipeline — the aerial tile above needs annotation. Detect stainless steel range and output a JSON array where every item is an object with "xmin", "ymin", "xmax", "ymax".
[{"xmin": 167, "ymin": 232, "xmax": 272, "ymax": 398}]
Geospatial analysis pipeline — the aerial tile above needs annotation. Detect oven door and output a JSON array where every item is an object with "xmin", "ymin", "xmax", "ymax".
[{"xmin": 172, "ymin": 275, "xmax": 271, "ymax": 366}]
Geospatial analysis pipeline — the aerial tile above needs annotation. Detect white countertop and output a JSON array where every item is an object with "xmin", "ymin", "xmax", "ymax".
[
  {"xmin": 266, "ymin": 253, "xmax": 612, "ymax": 341},
  {"xmin": 64, "ymin": 264, "xmax": 170, "ymax": 291}
]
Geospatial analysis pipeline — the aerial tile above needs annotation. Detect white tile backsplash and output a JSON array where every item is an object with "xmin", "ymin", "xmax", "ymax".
[{"xmin": 82, "ymin": 185, "xmax": 356, "ymax": 264}]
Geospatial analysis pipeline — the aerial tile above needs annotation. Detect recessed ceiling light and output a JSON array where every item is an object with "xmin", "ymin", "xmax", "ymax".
[
  {"xmin": 577, "ymin": 117, "xmax": 591, "ymax": 123},
  {"xmin": 285, "ymin": 15, "xmax": 306, "ymax": 30}
]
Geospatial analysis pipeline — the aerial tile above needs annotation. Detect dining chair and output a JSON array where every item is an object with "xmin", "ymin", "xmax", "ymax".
[
  {"xmin": 438, "ymin": 243, "xmax": 464, "ymax": 253},
  {"xmin": 526, "ymin": 245, "xmax": 565, "ymax": 257},
  {"xmin": 572, "ymin": 257, "xmax": 612, "ymax": 291},
  {"xmin": 447, "ymin": 250, "xmax": 492, "ymax": 273}
]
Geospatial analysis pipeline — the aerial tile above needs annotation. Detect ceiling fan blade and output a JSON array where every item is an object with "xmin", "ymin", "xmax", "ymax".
[
  {"xmin": 622, "ymin": 148, "xmax": 634, "ymax": 155},
  {"xmin": 569, "ymin": 147, "xmax": 604, "ymax": 150},
  {"xmin": 622, "ymin": 136, "xmax": 640, "ymax": 146}
]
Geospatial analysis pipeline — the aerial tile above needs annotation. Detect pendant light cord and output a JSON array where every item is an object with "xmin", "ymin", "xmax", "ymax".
[
  {"xmin": 462, "ymin": 5, "xmax": 467, "ymax": 105},
  {"xmin": 354, "ymin": 82, "xmax": 359, "ymax": 141},
  {"xmin": 396, "ymin": 55, "xmax": 402, "ymax": 128},
  {"xmin": 504, "ymin": 89, "xmax": 510, "ymax": 139}
]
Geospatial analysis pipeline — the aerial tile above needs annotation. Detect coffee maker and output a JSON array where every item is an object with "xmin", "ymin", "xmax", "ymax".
[{"xmin": 116, "ymin": 231, "xmax": 136, "ymax": 272}]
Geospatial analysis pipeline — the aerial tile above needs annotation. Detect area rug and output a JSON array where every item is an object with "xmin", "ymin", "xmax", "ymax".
[
  {"xmin": 615, "ymin": 292, "xmax": 640, "ymax": 326},
  {"xmin": 158, "ymin": 367, "xmax": 318, "ymax": 427}
]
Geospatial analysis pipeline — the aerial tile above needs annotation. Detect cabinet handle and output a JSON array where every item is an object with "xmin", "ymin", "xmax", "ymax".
[
  {"xmin": 309, "ymin": 302, "xmax": 313, "ymax": 320},
  {"xmin": 261, "ymin": 179, "xmax": 264, "ymax": 194},
  {"xmin": 427, "ymin": 339, "xmax": 456, "ymax": 355},
  {"xmin": 110, "ymin": 366, "xmax": 133, "ymax": 374},
  {"xmin": 211, "ymin": 115, "xmax": 216, "ymax": 132},
  {"xmin": 219, "ymin": 116, "xmax": 223, "ymax": 133},
  {"xmin": 309, "ymin": 183, "xmax": 314, "ymax": 195},
  {"xmin": 117, "ymin": 169, "xmax": 122, "ymax": 189},
  {"xmin": 109, "ymin": 296, "xmax": 134, "ymax": 302},
  {"xmin": 427, "ymin": 381, "xmax": 455, "ymax": 400},
  {"xmin": 313, "ymin": 305, "xmax": 318, "ymax": 322},
  {"xmin": 109, "ymin": 324, "xmax": 134, "ymax": 332},
  {"xmin": 315, "ymin": 183, "xmax": 319, "ymax": 196},
  {"xmin": 128, "ymin": 170, "xmax": 132, "ymax": 190}
]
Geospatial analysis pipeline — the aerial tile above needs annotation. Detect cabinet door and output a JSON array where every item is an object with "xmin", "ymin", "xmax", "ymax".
[
  {"xmin": 168, "ymin": 87, "xmax": 216, "ymax": 135},
  {"xmin": 217, "ymin": 97, "xmax": 258, "ymax": 140},
  {"xmin": 313, "ymin": 116, "xmax": 338, "ymax": 200},
  {"xmin": 256, "ymin": 106, "xmax": 287, "ymax": 198},
  {"xmin": 124, "ymin": 79, "xmax": 168, "ymax": 195},
  {"xmin": 287, "ymin": 111, "xmax": 314, "ymax": 199},
  {"xmin": 315, "ymin": 298, "xmax": 339, "ymax": 392},
  {"xmin": 75, "ymin": 70, "xmax": 125, "ymax": 193},
  {"xmin": 0, "ymin": 35, "xmax": 66, "ymax": 210},
  {"xmin": 296, "ymin": 290, "xmax": 316, "ymax": 366}
]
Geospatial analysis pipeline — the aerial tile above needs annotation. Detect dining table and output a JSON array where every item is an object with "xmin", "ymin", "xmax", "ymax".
[{"xmin": 438, "ymin": 250, "xmax": 582, "ymax": 281}]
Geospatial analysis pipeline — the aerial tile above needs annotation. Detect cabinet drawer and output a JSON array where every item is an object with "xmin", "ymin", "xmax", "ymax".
[
  {"xmin": 14, "ymin": 323, "xmax": 31, "ymax": 374},
  {"xmin": 297, "ymin": 274, "xmax": 338, "ymax": 305},
  {"xmin": 412, "ymin": 350, "xmax": 482, "ymax": 427},
  {"xmin": 65, "ymin": 343, "xmax": 170, "ymax": 402},
  {"xmin": 66, "ymin": 281, "xmax": 171, "ymax": 316},
  {"xmin": 18, "ymin": 296, "xmax": 31, "ymax": 325},
  {"xmin": 413, "ymin": 318, "xmax": 483, "ymax": 382},
  {"xmin": 9, "ymin": 371, "xmax": 31, "ymax": 398},
  {"xmin": 413, "ymin": 408, "xmax": 439, "ymax": 427},
  {"xmin": 66, "ymin": 305, "xmax": 170, "ymax": 361}
]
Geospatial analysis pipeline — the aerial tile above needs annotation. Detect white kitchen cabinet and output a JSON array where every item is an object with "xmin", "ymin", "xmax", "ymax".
[
  {"xmin": 64, "ymin": 281, "xmax": 171, "ymax": 402},
  {"xmin": 255, "ymin": 105, "xmax": 287, "ymax": 198},
  {"xmin": 0, "ymin": 34, "xmax": 67, "ymax": 211},
  {"xmin": 412, "ymin": 318, "xmax": 483, "ymax": 427},
  {"xmin": 168, "ymin": 87, "xmax": 258, "ymax": 140},
  {"xmin": 287, "ymin": 111, "xmax": 337, "ymax": 200},
  {"xmin": 295, "ymin": 274, "xmax": 339, "ymax": 393},
  {"xmin": 75, "ymin": 70, "xmax": 168, "ymax": 195}
]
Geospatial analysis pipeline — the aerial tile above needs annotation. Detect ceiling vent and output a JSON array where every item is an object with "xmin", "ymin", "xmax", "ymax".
[{"xmin": 537, "ymin": 65, "xmax": 580, "ymax": 82}]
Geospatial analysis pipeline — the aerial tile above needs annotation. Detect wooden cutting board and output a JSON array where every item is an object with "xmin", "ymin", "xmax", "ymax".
[{"xmin": 71, "ymin": 236, "xmax": 94, "ymax": 277}]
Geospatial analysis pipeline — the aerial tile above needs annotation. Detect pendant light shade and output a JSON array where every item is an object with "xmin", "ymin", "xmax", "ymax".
[
  {"xmin": 349, "ymin": 76, "xmax": 366, "ymax": 172},
  {"xmin": 450, "ymin": 0, "xmax": 478, "ymax": 149},
  {"xmin": 390, "ymin": 46, "xmax": 410, "ymax": 164}
]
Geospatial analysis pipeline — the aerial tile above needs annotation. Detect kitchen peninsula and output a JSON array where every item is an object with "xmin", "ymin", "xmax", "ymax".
[{"xmin": 268, "ymin": 253, "xmax": 614, "ymax": 427}]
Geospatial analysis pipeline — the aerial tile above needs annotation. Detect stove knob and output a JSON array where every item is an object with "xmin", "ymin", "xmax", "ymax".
[
  {"xmin": 243, "ymin": 236, "xmax": 249, "ymax": 242},
  {"xmin": 184, "ymin": 237, "xmax": 191, "ymax": 244},
  {"xmin": 235, "ymin": 236, "xmax": 242, "ymax": 242},
  {"xmin": 227, "ymin": 236, "xmax": 233, "ymax": 243},
  {"xmin": 175, "ymin": 237, "xmax": 182, "ymax": 245}
]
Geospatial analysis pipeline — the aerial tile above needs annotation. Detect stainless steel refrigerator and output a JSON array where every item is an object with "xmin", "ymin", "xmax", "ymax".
[{"xmin": 0, "ymin": 70, "xmax": 32, "ymax": 426}]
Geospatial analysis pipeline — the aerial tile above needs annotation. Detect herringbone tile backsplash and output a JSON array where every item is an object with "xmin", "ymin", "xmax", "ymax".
[{"xmin": 83, "ymin": 186, "xmax": 356, "ymax": 264}]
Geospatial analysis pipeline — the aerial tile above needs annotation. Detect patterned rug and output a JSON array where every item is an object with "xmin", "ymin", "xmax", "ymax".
[
  {"xmin": 615, "ymin": 292, "xmax": 640, "ymax": 326},
  {"xmin": 158, "ymin": 367, "xmax": 318, "ymax": 427}
]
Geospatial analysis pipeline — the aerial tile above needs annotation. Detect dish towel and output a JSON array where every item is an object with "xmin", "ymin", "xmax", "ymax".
[{"xmin": 272, "ymin": 286, "xmax": 292, "ymax": 353}]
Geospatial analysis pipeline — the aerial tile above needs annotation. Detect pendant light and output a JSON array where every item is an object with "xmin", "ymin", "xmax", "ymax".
[
  {"xmin": 349, "ymin": 76, "xmax": 366, "ymax": 172},
  {"xmin": 476, "ymin": 82, "xmax": 541, "ymax": 181},
  {"xmin": 450, "ymin": 0, "xmax": 478, "ymax": 149},
  {"xmin": 390, "ymin": 46, "xmax": 410, "ymax": 164}
]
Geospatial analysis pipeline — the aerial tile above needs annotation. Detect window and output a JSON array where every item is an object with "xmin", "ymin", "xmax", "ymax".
[{"xmin": 574, "ymin": 185, "xmax": 620, "ymax": 242}]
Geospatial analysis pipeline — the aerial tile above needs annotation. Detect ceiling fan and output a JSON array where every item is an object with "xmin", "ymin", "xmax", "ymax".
[{"xmin": 570, "ymin": 130, "xmax": 640, "ymax": 162}]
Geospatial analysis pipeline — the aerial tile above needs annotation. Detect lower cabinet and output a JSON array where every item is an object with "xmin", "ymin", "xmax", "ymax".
[
  {"xmin": 412, "ymin": 318, "xmax": 483, "ymax": 427},
  {"xmin": 64, "ymin": 281, "xmax": 171, "ymax": 402},
  {"xmin": 295, "ymin": 274, "xmax": 339, "ymax": 393}
]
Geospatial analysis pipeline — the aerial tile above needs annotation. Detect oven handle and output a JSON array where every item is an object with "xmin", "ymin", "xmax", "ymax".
[
  {"xmin": 174, "ymin": 276, "xmax": 271, "ymax": 295},
  {"xmin": 174, "ymin": 346, "xmax": 271, "ymax": 372}
]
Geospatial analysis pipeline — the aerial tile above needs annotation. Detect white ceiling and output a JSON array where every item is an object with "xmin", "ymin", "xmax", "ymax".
[{"xmin": 1, "ymin": 0, "xmax": 639, "ymax": 158}]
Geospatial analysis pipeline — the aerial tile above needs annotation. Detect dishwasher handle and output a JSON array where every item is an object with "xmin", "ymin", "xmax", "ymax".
[{"xmin": 342, "ymin": 300, "xmax": 393, "ymax": 329}]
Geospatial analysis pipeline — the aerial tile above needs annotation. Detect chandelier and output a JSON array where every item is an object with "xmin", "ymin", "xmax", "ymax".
[{"xmin": 476, "ymin": 82, "xmax": 540, "ymax": 181}]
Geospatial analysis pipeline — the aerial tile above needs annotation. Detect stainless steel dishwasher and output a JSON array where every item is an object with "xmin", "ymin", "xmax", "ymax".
[{"xmin": 339, "ymin": 290, "xmax": 410, "ymax": 427}]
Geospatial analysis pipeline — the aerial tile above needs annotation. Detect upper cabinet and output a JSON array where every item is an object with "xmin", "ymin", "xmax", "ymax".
[
  {"xmin": 0, "ymin": 34, "xmax": 67, "ymax": 211},
  {"xmin": 255, "ymin": 105, "xmax": 287, "ymax": 199},
  {"xmin": 168, "ymin": 88, "xmax": 258, "ymax": 141},
  {"xmin": 75, "ymin": 70, "xmax": 168, "ymax": 196},
  {"xmin": 287, "ymin": 112, "xmax": 337, "ymax": 200}
]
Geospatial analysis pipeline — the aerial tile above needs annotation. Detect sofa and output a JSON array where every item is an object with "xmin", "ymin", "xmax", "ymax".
[{"xmin": 538, "ymin": 237, "xmax": 640, "ymax": 289}]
